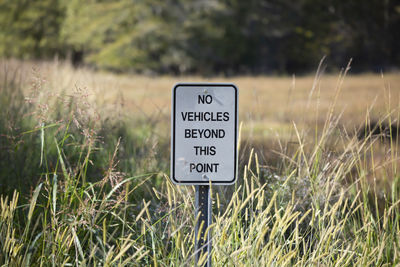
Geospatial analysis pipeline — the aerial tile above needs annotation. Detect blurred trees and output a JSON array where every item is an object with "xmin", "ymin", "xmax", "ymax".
[
  {"xmin": 0, "ymin": 0, "xmax": 399, "ymax": 74},
  {"xmin": 0, "ymin": 0, "xmax": 65, "ymax": 58}
]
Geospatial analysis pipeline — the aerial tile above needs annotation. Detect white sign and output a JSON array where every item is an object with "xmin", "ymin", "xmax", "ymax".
[{"xmin": 171, "ymin": 83, "xmax": 238, "ymax": 185}]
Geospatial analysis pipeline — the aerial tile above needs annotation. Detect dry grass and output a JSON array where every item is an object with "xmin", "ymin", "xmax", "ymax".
[
  {"xmin": 1, "ymin": 58, "xmax": 400, "ymax": 266},
  {"xmin": 4, "ymin": 58, "xmax": 400, "ymax": 177},
  {"xmin": 4, "ymin": 59, "xmax": 400, "ymax": 131}
]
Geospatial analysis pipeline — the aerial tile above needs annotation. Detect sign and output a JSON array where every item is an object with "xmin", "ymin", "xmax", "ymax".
[{"xmin": 171, "ymin": 83, "xmax": 238, "ymax": 185}]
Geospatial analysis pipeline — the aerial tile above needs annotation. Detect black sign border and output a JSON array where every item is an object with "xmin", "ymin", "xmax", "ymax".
[{"xmin": 171, "ymin": 83, "xmax": 238, "ymax": 185}]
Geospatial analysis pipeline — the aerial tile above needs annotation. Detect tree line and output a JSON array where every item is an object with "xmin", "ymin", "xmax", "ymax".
[{"xmin": 0, "ymin": 0, "xmax": 399, "ymax": 75}]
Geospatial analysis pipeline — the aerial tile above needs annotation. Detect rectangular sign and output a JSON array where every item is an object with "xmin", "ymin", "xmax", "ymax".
[{"xmin": 171, "ymin": 83, "xmax": 238, "ymax": 185}]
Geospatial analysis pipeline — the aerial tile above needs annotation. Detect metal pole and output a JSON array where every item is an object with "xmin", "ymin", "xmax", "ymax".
[{"xmin": 195, "ymin": 185, "xmax": 212, "ymax": 267}]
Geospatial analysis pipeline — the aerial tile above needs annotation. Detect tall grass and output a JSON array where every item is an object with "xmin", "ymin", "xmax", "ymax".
[{"xmin": 0, "ymin": 60, "xmax": 399, "ymax": 266}]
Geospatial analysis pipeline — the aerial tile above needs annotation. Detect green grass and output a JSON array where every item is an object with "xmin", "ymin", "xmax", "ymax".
[{"xmin": 0, "ymin": 61, "xmax": 400, "ymax": 266}]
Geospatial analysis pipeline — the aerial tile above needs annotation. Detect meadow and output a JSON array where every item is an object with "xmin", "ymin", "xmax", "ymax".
[{"xmin": 1, "ymin": 59, "xmax": 400, "ymax": 266}]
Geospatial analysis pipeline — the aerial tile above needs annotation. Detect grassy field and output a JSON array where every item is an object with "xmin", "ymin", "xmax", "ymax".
[
  {"xmin": 1, "ymin": 59, "xmax": 400, "ymax": 266},
  {"xmin": 6, "ymin": 59, "xmax": 400, "ymax": 140}
]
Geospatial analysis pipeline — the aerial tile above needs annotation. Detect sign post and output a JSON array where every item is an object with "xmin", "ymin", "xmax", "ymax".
[
  {"xmin": 171, "ymin": 83, "xmax": 238, "ymax": 266},
  {"xmin": 195, "ymin": 185, "xmax": 212, "ymax": 266}
]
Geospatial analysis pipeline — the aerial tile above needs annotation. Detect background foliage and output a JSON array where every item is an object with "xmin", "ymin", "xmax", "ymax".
[{"xmin": 0, "ymin": 0, "xmax": 399, "ymax": 74}]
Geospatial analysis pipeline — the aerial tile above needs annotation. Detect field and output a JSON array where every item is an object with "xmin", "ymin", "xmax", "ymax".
[
  {"xmin": 1, "ymin": 59, "xmax": 400, "ymax": 265},
  {"xmin": 8, "ymin": 59, "xmax": 400, "ymax": 136}
]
